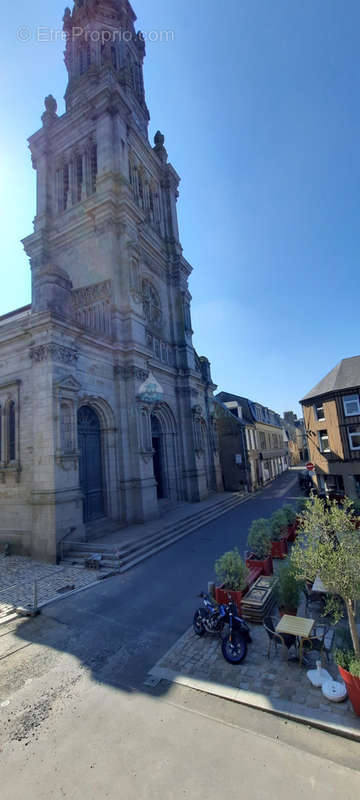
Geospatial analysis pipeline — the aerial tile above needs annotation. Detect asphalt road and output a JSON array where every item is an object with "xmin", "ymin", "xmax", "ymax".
[{"xmin": 1, "ymin": 469, "xmax": 359, "ymax": 798}]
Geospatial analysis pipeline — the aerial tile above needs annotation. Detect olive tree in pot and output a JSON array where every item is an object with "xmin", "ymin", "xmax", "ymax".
[
  {"xmin": 282, "ymin": 504, "xmax": 298, "ymax": 542},
  {"xmin": 214, "ymin": 548, "xmax": 250, "ymax": 613},
  {"xmin": 291, "ymin": 495, "xmax": 360, "ymax": 716},
  {"xmin": 270, "ymin": 509, "xmax": 288, "ymax": 558},
  {"xmin": 246, "ymin": 518, "xmax": 273, "ymax": 575},
  {"xmin": 274, "ymin": 562, "xmax": 302, "ymax": 616}
]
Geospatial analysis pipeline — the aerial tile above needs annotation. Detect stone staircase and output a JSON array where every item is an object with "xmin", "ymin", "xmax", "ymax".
[{"xmin": 61, "ymin": 492, "xmax": 248, "ymax": 574}]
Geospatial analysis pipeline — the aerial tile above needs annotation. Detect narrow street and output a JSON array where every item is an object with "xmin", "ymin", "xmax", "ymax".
[{"xmin": 0, "ymin": 470, "xmax": 359, "ymax": 798}]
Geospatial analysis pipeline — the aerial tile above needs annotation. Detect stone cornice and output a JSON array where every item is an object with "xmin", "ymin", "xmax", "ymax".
[
  {"xmin": 115, "ymin": 365, "xmax": 149, "ymax": 381},
  {"xmin": 29, "ymin": 343, "xmax": 79, "ymax": 364}
]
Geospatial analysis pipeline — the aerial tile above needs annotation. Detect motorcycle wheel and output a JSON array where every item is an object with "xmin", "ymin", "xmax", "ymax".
[
  {"xmin": 193, "ymin": 610, "xmax": 206, "ymax": 637},
  {"xmin": 221, "ymin": 633, "xmax": 247, "ymax": 664}
]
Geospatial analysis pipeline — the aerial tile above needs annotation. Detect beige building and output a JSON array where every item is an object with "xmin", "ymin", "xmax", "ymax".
[
  {"xmin": 0, "ymin": 0, "xmax": 222, "ymax": 562},
  {"xmin": 216, "ymin": 393, "xmax": 288, "ymax": 490},
  {"xmin": 301, "ymin": 355, "xmax": 360, "ymax": 498}
]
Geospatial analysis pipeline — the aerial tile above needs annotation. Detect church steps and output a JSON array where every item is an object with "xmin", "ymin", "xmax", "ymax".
[{"xmin": 61, "ymin": 492, "xmax": 248, "ymax": 571}]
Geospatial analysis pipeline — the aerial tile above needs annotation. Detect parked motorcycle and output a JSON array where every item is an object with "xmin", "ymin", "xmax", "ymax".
[{"xmin": 193, "ymin": 591, "xmax": 252, "ymax": 664}]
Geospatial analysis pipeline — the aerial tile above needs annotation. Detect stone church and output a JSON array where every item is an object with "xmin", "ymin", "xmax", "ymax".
[{"xmin": 0, "ymin": 0, "xmax": 222, "ymax": 561}]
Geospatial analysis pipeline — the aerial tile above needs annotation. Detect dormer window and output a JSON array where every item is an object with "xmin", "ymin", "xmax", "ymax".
[{"xmin": 343, "ymin": 394, "xmax": 360, "ymax": 417}]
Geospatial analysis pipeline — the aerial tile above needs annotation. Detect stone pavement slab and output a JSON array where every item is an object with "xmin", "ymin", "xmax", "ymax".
[
  {"xmin": 0, "ymin": 554, "xmax": 113, "ymax": 621},
  {"xmin": 147, "ymin": 621, "xmax": 360, "ymax": 742}
]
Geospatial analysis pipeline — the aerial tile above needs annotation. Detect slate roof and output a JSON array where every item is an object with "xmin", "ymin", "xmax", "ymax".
[
  {"xmin": 301, "ymin": 356, "xmax": 360, "ymax": 402},
  {"xmin": 216, "ymin": 391, "xmax": 281, "ymax": 428},
  {"xmin": 215, "ymin": 392, "xmax": 255, "ymax": 424},
  {"xmin": 214, "ymin": 397, "xmax": 247, "ymax": 426}
]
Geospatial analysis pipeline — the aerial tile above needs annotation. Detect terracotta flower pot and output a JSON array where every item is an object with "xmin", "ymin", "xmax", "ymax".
[
  {"xmin": 286, "ymin": 523, "xmax": 297, "ymax": 542},
  {"xmin": 214, "ymin": 584, "xmax": 245, "ymax": 614},
  {"xmin": 337, "ymin": 664, "xmax": 360, "ymax": 716},
  {"xmin": 271, "ymin": 538, "xmax": 288, "ymax": 559},
  {"xmin": 245, "ymin": 554, "xmax": 273, "ymax": 576},
  {"xmin": 279, "ymin": 606, "xmax": 297, "ymax": 617}
]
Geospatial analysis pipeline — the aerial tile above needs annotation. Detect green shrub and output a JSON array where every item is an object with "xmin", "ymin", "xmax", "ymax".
[
  {"xmin": 351, "ymin": 498, "xmax": 360, "ymax": 516},
  {"xmin": 270, "ymin": 509, "xmax": 288, "ymax": 541},
  {"xmin": 349, "ymin": 657, "xmax": 360, "ymax": 677},
  {"xmin": 295, "ymin": 498, "xmax": 307, "ymax": 514},
  {"xmin": 282, "ymin": 504, "xmax": 297, "ymax": 525},
  {"xmin": 214, "ymin": 548, "xmax": 249, "ymax": 591},
  {"xmin": 274, "ymin": 562, "xmax": 303, "ymax": 610},
  {"xmin": 247, "ymin": 519, "xmax": 272, "ymax": 559}
]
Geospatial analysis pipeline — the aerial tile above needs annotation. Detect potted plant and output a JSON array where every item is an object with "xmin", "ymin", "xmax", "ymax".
[
  {"xmin": 246, "ymin": 519, "xmax": 273, "ymax": 575},
  {"xmin": 214, "ymin": 548, "xmax": 250, "ymax": 613},
  {"xmin": 291, "ymin": 495, "xmax": 360, "ymax": 716},
  {"xmin": 350, "ymin": 498, "xmax": 360, "ymax": 529},
  {"xmin": 282, "ymin": 504, "xmax": 298, "ymax": 542},
  {"xmin": 274, "ymin": 562, "xmax": 302, "ymax": 616},
  {"xmin": 270, "ymin": 509, "xmax": 288, "ymax": 558}
]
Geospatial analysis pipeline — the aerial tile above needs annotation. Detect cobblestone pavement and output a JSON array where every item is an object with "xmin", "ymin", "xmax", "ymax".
[
  {"xmin": 0, "ymin": 554, "xmax": 110, "ymax": 619},
  {"xmin": 148, "ymin": 607, "xmax": 360, "ymax": 738}
]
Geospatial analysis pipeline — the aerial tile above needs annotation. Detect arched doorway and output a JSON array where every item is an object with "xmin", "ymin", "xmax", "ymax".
[
  {"xmin": 151, "ymin": 414, "xmax": 166, "ymax": 499},
  {"xmin": 78, "ymin": 405, "xmax": 104, "ymax": 522}
]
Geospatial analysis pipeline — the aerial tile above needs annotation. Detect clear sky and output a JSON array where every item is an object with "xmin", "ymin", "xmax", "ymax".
[{"xmin": 1, "ymin": 0, "xmax": 360, "ymax": 418}]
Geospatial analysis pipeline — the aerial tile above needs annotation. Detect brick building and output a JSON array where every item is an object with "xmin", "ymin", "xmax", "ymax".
[{"xmin": 301, "ymin": 355, "xmax": 360, "ymax": 498}]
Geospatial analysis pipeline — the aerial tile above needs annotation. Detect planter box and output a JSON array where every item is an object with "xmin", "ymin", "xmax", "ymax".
[
  {"xmin": 246, "ymin": 554, "xmax": 273, "ymax": 576},
  {"xmin": 271, "ymin": 538, "xmax": 288, "ymax": 559},
  {"xmin": 214, "ymin": 584, "xmax": 246, "ymax": 614},
  {"xmin": 338, "ymin": 664, "xmax": 360, "ymax": 716},
  {"xmin": 286, "ymin": 523, "xmax": 298, "ymax": 543},
  {"xmin": 279, "ymin": 607, "xmax": 297, "ymax": 617}
]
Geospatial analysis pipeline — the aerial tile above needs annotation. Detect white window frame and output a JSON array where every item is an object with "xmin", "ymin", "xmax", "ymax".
[
  {"xmin": 314, "ymin": 402, "xmax": 325, "ymax": 421},
  {"xmin": 343, "ymin": 394, "xmax": 360, "ymax": 417},
  {"xmin": 348, "ymin": 425, "xmax": 360, "ymax": 451},
  {"xmin": 318, "ymin": 429, "xmax": 330, "ymax": 453}
]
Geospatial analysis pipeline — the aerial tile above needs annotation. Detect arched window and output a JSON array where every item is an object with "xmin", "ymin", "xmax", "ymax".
[
  {"xmin": 138, "ymin": 172, "xmax": 144, "ymax": 208},
  {"xmin": 76, "ymin": 154, "xmax": 83, "ymax": 201},
  {"xmin": 90, "ymin": 144, "xmax": 97, "ymax": 193},
  {"xmin": 8, "ymin": 401, "xmax": 15, "ymax": 462},
  {"xmin": 142, "ymin": 279, "xmax": 162, "ymax": 326},
  {"xmin": 61, "ymin": 403, "xmax": 73, "ymax": 453}
]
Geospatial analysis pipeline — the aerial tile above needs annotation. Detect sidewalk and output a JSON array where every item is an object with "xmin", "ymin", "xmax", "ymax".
[
  {"xmin": 0, "ymin": 555, "xmax": 112, "ymax": 622},
  {"xmin": 147, "ymin": 607, "xmax": 360, "ymax": 741},
  {"xmin": 0, "ymin": 490, "xmax": 250, "ymax": 621}
]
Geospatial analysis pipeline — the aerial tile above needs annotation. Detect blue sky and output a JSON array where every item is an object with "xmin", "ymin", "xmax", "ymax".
[{"xmin": 1, "ymin": 0, "xmax": 360, "ymax": 417}]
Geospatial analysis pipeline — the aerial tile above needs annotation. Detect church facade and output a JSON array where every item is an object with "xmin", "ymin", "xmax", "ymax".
[{"xmin": 0, "ymin": 0, "xmax": 222, "ymax": 562}]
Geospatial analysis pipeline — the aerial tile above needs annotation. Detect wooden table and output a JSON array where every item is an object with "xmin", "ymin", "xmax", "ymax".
[{"xmin": 275, "ymin": 615, "xmax": 315, "ymax": 666}]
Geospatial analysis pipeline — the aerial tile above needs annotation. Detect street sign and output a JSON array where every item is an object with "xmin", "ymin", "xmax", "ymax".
[{"xmin": 306, "ymin": 462, "xmax": 314, "ymax": 471}]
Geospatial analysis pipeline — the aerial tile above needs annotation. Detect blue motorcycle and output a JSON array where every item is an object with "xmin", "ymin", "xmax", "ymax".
[{"xmin": 193, "ymin": 591, "xmax": 252, "ymax": 664}]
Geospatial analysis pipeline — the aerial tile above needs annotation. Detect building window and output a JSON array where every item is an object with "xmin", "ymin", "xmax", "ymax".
[
  {"xmin": 318, "ymin": 429, "xmax": 330, "ymax": 453},
  {"xmin": 343, "ymin": 394, "xmax": 360, "ymax": 417},
  {"xmin": 76, "ymin": 155, "xmax": 83, "ymax": 202},
  {"xmin": 348, "ymin": 425, "xmax": 360, "ymax": 450},
  {"xmin": 314, "ymin": 402, "xmax": 325, "ymax": 421},
  {"xmin": 91, "ymin": 145, "xmax": 97, "ymax": 193},
  {"xmin": 63, "ymin": 163, "xmax": 69, "ymax": 211},
  {"xmin": 260, "ymin": 431, "xmax": 266, "ymax": 450},
  {"xmin": 60, "ymin": 403, "xmax": 73, "ymax": 454},
  {"xmin": 8, "ymin": 401, "xmax": 16, "ymax": 462},
  {"xmin": 142, "ymin": 279, "xmax": 162, "ymax": 326}
]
